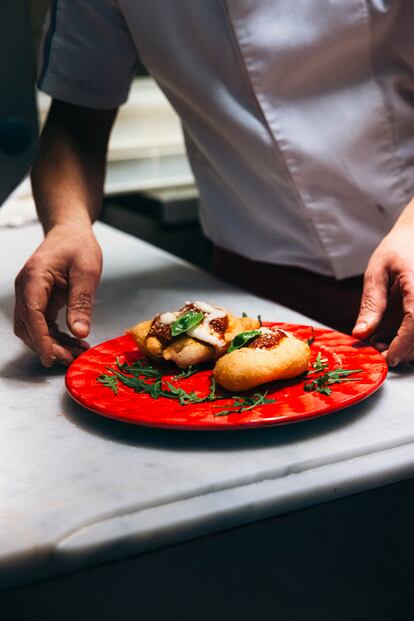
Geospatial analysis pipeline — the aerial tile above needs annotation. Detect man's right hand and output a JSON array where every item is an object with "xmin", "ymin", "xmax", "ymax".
[{"xmin": 14, "ymin": 224, "xmax": 102, "ymax": 367}]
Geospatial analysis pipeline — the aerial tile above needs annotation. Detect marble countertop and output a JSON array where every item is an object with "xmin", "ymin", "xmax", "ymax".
[{"xmin": 1, "ymin": 222, "xmax": 414, "ymax": 591}]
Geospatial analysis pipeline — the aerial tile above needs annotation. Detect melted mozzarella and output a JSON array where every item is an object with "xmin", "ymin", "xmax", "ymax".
[
  {"xmin": 159, "ymin": 311, "xmax": 179, "ymax": 325},
  {"xmin": 192, "ymin": 300, "xmax": 226, "ymax": 317},
  {"xmin": 186, "ymin": 300, "xmax": 227, "ymax": 347},
  {"xmin": 187, "ymin": 323, "xmax": 224, "ymax": 347},
  {"xmin": 158, "ymin": 301, "xmax": 227, "ymax": 347},
  {"xmin": 257, "ymin": 327, "xmax": 289, "ymax": 337}
]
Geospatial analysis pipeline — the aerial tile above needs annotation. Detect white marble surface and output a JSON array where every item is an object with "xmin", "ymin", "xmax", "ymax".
[{"xmin": 1, "ymin": 222, "xmax": 414, "ymax": 591}]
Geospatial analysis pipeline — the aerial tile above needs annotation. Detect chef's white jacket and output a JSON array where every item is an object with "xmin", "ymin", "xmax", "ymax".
[{"xmin": 38, "ymin": 0, "xmax": 414, "ymax": 279}]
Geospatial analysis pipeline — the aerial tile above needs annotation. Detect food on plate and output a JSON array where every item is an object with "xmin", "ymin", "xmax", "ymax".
[
  {"xmin": 127, "ymin": 301, "xmax": 260, "ymax": 369},
  {"xmin": 213, "ymin": 326, "xmax": 310, "ymax": 391},
  {"xmin": 127, "ymin": 302, "xmax": 311, "ymax": 392}
]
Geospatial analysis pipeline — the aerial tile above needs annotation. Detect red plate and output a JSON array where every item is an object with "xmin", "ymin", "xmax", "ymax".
[{"xmin": 65, "ymin": 323, "xmax": 388, "ymax": 430}]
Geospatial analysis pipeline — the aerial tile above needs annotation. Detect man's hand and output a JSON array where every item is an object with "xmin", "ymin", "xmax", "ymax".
[
  {"xmin": 353, "ymin": 223, "xmax": 414, "ymax": 367},
  {"xmin": 15, "ymin": 99, "xmax": 116, "ymax": 366},
  {"xmin": 14, "ymin": 225, "xmax": 102, "ymax": 367}
]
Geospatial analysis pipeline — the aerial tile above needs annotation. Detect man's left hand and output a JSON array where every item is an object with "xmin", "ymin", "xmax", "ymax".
[{"xmin": 353, "ymin": 220, "xmax": 414, "ymax": 367}]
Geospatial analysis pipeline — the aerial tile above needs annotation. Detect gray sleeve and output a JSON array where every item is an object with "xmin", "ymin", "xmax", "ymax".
[{"xmin": 37, "ymin": 0, "xmax": 138, "ymax": 110}]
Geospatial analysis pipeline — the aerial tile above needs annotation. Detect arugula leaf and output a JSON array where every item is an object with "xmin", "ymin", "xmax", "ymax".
[
  {"xmin": 107, "ymin": 367, "xmax": 151, "ymax": 392},
  {"xmin": 228, "ymin": 330, "xmax": 262, "ymax": 353},
  {"xmin": 214, "ymin": 391, "xmax": 276, "ymax": 416},
  {"xmin": 307, "ymin": 327, "xmax": 315, "ymax": 346},
  {"xmin": 304, "ymin": 368, "xmax": 362, "ymax": 395},
  {"xmin": 164, "ymin": 382, "xmax": 199, "ymax": 405},
  {"xmin": 311, "ymin": 352, "xmax": 328, "ymax": 373},
  {"xmin": 97, "ymin": 374, "xmax": 119, "ymax": 394},
  {"xmin": 328, "ymin": 368, "xmax": 362, "ymax": 378},
  {"xmin": 207, "ymin": 377, "xmax": 218, "ymax": 401},
  {"xmin": 97, "ymin": 359, "xmax": 277, "ymax": 417},
  {"xmin": 117, "ymin": 358, "xmax": 162, "ymax": 379},
  {"xmin": 171, "ymin": 310, "xmax": 205, "ymax": 337},
  {"xmin": 172, "ymin": 365, "xmax": 198, "ymax": 380}
]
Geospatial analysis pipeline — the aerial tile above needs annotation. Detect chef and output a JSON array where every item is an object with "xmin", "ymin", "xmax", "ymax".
[{"xmin": 13, "ymin": 0, "xmax": 414, "ymax": 368}]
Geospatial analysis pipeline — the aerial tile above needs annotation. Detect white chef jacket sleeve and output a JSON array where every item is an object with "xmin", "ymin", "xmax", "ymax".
[{"xmin": 37, "ymin": 0, "xmax": 137, "ymax": 110}]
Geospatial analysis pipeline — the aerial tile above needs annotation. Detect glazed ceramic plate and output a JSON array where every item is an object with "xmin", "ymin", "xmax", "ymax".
[{"xmin": 65, "ymin": 323, "xmax": 388, "ymax": 430}]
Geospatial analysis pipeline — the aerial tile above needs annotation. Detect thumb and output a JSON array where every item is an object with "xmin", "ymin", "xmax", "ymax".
[
  {"xmin": 353, "ymin": 266, "xmax": 388, "ymax": 338},
  {"xmin": 66, "ymin": 267, "xmax": 99, "ymax": 338}
]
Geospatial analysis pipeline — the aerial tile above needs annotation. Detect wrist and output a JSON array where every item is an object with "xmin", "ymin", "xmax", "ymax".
[
  {"xmin": 43, "ymin": 219, "xmax": 95, "ymax": 238},
  {"xmin": 40, "ymin": 223, "xmax": 102, "ymax": 266}
]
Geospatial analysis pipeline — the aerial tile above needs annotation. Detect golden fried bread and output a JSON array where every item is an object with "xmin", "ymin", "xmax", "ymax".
[
  {"xmin": 163, "ymin": 336, "xmax": 214, "ymax": 368},
  {"xmin": 128, "ymin": 320, "xmax": 157, "ymax": 353},
  {"xmin": 225, "ymin": 315, "xmax": 260, "ymax": 341},
  {"xmin": 213, "ymin": 327, "xmax": 310, "ymax": 392},
  {"xmin": 126, "ymin": 301, "xmax": 260, "ymax": 368}
]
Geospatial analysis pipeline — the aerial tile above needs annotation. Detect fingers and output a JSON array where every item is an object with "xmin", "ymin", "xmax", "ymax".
[
  {"xmin": 13, "ymin": 317, "xmax": 37, "ymax": 354},
  {"xmin": 48, "ymin": 322, "xmax": 89, "ymax": 349},
  {"xmin": 14, "ymin": 267, "xmax": 55, "ymax": 367},
  {"xmin": 14, "ymin": 229, "xmax": 102, "ymax": 367},
  {"xmin": 66, "ymin": 262, "xmax": 101, "ymax": 339},
  {"xmin": 45, "ymin": 286, "xmax": 67, "ymax": 323},
  {"xmin": 14, "ymin": 265, "xmax": 90, "ymax": 368},
  {"xmin": 353, "ymin": 226, "xmax": 414, "ymax": 366},
  {"xmin": 385, "ymin": 275, "xmax": 414, "ymax": 366},
  {"xmin": 353, "ymin": 264, "xmax": 389, "ymax": 340},
  {"xmin": 370, "ymin": 336, "xmax": 391, "ymax": 353},
  {"xmin": 14, "ymin": 309, "xmax": 89, "ymax": 367},
  {"xmin": 47, "ymin": 325, "xmax": 88, "ymax": 366}
]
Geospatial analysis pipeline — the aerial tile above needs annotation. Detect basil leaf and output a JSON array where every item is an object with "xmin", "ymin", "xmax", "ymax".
[
  {"xmin": 228, "ymin": 330, "xmax": 262, "ymax": 353},
  {"xmin": 171, "ymin": 310, "xmax": 204, "ymax": 337}
]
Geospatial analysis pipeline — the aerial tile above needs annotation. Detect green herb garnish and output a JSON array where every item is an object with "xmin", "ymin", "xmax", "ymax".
[
  {"xmin": 164, "ymin": 382, "xmax": 206, "ymax": 405},
  {"xmin": 307, "ymin": 327, "xmax": 315, "ymax": 346},
  {"xmin": 172, "ymin": 365, "xmax": 199, "ymax": 380},
  {"xmin": 228, "ymin": 330, "xmax": 262, "ymax": 353},
  {"xmin": 171, "ymin": 310, "xmax": 204, "ymax": 337},
  {"xmin": 310, "ymin": 352, "xmax": 328, "ymax": 373},
  {"xmin": 97, "ymin": 374, "xmax": 119, "ymax": 395},
  {"xmin": 304, "ymin": 368, "xmax": 362, "ymax": 396},
  {"xmin": 116, "ymin": 357, "xmax": 162, "ymax": 379},
  {"xmin": 97, "ymin": 358, "xmax": 276, "ymax": 417},
  {"xmin": 207, "ymin": 377, "xmax": 219, "ymax": 401},
  {"xmin": 214, "ymin": 391, "xmax": 276, "ymax": 416}
]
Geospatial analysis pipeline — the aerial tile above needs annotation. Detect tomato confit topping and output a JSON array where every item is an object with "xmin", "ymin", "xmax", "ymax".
[
  {"xmin": 248, "ymin": 328, "xmax": 287, "ymax": 350},
  {"xmin": 210, "ymin": 315, "xmax": 228, "ymax": 336},
  {"xmin": 148, "ymin": 315, "xmax": 173, "ymax": 346}
]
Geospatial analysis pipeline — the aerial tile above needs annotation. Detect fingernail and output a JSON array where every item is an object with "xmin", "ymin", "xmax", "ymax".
[
  {"xmin": 388, "ymin": 357, "xmax": 400, "ymax": 368},
  {"xmin": 41, "ymin": 355, "xmax": 55, "ymax": 368},
  {"xmin": 372, "ymin": 342, "xmax": 389, "ymax": 352},
  {"xmin": 353, "ymin": 322, "xmax": 367, "ymax": 333},
  {"xmin": 73, "ymin": 320, "xmax": 89, "ymax": 332}
]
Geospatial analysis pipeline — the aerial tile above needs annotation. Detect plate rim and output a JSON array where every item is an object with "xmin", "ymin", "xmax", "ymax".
[{"xmin": 65, "ymin": 323, "xmax": 388, "ymax": 431}]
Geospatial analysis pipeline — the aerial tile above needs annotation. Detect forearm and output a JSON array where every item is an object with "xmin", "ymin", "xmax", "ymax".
[{"xmin": 31, "ymin": 99, "xmax": 117, "ymax": 233}]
